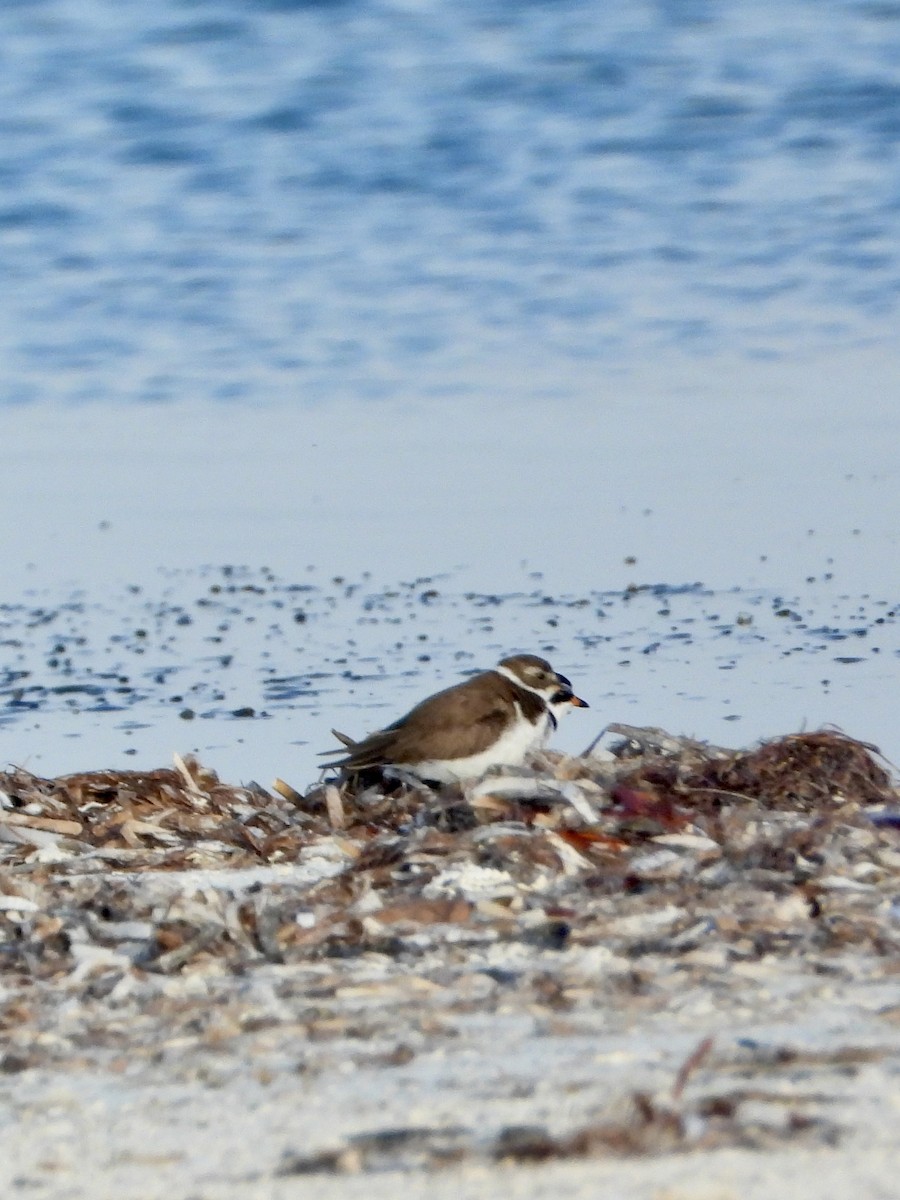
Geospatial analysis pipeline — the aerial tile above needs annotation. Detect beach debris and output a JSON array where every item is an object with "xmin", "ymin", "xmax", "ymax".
[
  {"xmin": 0, "ymin": 727, "xmax": 896, "ymax": 1163},
  {"xmin": 277, "ymin": 1033, "xmax": 843, "ymax": 1175}
]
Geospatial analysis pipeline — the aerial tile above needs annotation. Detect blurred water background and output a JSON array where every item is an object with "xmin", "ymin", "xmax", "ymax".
[
  {"xmin": 1, "ymin": 0, "xmax": 899, "ymax": 782},
  {"xmin": 3, "ymin": 0, "xmax": 900, "ymax": 401}
]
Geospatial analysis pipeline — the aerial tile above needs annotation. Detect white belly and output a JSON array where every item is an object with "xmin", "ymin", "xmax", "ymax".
[{"xmin": 404, "ymin": 705, "xmax": 553, "ymax": 784}]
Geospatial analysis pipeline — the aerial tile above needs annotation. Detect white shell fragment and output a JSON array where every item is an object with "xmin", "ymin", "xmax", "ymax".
[
  {"xmin": 628, "ymin": 849, "xmax": 694, "ymax": 882},
  {"xmin": 0, "ymin": 894, "xmax": 39, "ymax": 913},
  {"xmin": 608, "ymin": 905, "xmax": 688, "ymax": 939},
  {"xmin": 815, "ymin": 875, "xmax": 877, "ymax": 893},
  {"xmin": 423, "ymin": 864, "xmax": 518, "ymax": 902},
  {"xmin": 466, "ymin": 771, "xmax": 603, "ymax": 826},
  {"xmin": 652, "ymin": 832, "xmax": 721, "ymax": 853}
]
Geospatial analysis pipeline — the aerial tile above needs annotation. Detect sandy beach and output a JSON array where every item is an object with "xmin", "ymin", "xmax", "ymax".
[
  {"xmin": 1, "ymin": 726, "xmax": 899, "ymax": 1198},
  {"xmin": 4, "ymin": 965, "xmax": 899, "ymax": 1199}
]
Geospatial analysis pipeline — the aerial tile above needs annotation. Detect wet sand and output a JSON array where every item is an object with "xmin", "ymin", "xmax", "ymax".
[{"xmin": 2, "ymin": 563, "xmax": 898, "ymax": 790}]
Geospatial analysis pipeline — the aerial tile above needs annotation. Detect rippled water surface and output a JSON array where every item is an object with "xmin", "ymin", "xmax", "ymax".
[{"xmin": 3, "ymin": 0, "xmax": 900, "ymax": 403}]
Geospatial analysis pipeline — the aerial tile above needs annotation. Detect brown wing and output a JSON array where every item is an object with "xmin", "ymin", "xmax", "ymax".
[
  {"xmin": 320, "ymin": 672, "xmax": 525, "ymax": 770},
  {"xmin": 384, "ymin": 679, "xmax": 517, "ymax": 763}
]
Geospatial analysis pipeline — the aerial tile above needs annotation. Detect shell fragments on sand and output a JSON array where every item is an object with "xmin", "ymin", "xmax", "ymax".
[{"xmin": 0, "ymin": 729, "xmax": 898, "ymax": 1167}]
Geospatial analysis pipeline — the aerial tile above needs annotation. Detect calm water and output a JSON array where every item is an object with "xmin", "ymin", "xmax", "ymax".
[{"xmin": 2, "ymin": 0, "xmax": 900, "ymax": 406}]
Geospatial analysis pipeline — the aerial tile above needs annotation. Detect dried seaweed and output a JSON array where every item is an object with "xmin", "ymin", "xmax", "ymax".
[
  {"xmin": 0, "ymin": 727, "xmax": 897, "ymax": 1169},
  {"xmin": 279, "ymin": 1073, "xmax": 842, "ymax": 1175}
]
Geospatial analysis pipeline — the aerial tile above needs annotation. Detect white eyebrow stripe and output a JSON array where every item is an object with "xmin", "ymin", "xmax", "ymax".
[{"xmin": 495, "ymin": 664, "xmax": 548, "ymax": 696}]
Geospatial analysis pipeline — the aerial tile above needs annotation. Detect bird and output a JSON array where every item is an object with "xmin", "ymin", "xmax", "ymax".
[{"xmin": 320, "ymin": 653, "xmax": 588, "ymax": 784}]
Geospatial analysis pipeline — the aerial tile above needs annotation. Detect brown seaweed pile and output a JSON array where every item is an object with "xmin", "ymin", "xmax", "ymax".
[
  {"xmin": 0, "ymin": 726, "xmax": 897, "ymax": 973},
  {"xmin": 0, "ymin": 726, "xmax": 898, "ymax": 1169}
]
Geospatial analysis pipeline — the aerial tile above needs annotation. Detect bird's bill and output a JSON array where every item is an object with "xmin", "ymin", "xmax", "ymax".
[
  {"xmin": 553, "ymin": 673, "xmax": 588, "ymax": 709},
  {"xmin": 550, "ymin": 686, "xmax": 589, "ymax": 708}
]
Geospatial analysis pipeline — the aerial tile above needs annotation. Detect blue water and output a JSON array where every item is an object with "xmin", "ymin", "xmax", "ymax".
[{"xmin": 2, "ymin": 0, "xmax": 900, "ymax": 406}]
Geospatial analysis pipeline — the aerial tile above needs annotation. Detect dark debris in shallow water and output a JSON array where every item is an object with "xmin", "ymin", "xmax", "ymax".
[{"xmin": 2, "ymin": 568, "xmax": 900, "ymax": 778}]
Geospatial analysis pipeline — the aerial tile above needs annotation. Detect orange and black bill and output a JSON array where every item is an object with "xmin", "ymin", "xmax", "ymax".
[{"xmin": 551, "ymin": 682, "xmax": 589, "ymax": 708}]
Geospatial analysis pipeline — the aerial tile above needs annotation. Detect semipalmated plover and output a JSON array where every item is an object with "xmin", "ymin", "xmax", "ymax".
[{"xmin": 321, "ymin": 653, "xmax": 588, "ymax": 784}]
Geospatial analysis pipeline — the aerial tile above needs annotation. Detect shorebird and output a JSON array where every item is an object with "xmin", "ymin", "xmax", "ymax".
[{"xmin": 321, "ymin": 653, "xmax": 588, "ymax": 784}]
